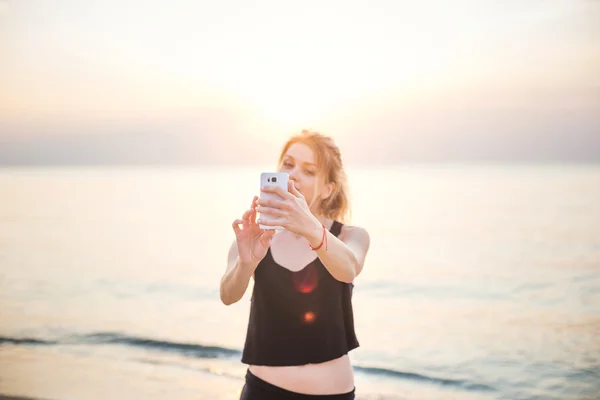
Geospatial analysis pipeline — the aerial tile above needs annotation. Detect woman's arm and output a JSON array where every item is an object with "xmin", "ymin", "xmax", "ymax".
[
  {"xmin": 257, "ymin": 182, "xmax": 371, "ymax": 283},
  {"xmin": 221, "ymin": 196, "xmax": 275, "ymax": 305},
  {"xmin": 219, "ymin": 240, "xmax": 255, "ymax": 305},
  {"xmin": 305, "ymin": 223, "xmax": 370, "ymax": 283}
]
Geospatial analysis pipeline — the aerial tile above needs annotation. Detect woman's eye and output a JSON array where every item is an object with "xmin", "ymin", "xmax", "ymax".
[
  {"xmin": 305, "ymin": 170, "xmax": 315, "ymax": 176},
  {"xmin": 283, "ymin": 162, "xmax": 293, "ymax": 168}
]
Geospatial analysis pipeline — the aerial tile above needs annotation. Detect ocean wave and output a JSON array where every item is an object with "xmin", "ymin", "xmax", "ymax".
[
  {"xmin": 1, "ymin": 332, "xmax": 494, "ymax": 393},
  {"xmin": 1, "ymin": 332, "xmax": 239, "ymax": 359},
  {"xmin": 354, "ymin": 365, "xmax": 494, "ymax": 392},
  {"xmin": 80, "ymin": 332, "xmax": 241, "ymax": 359},
  {"xmin": 0, "ymin": 336, "xmax": 57, "ymax": 345}
]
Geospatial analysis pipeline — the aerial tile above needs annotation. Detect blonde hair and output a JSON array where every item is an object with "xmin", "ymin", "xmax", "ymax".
[{"xmin": 277, "ymin": 130, "xmax": 351, "ymax": 224}]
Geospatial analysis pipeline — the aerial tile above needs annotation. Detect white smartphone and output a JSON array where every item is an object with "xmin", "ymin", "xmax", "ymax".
[{"xmin": 259, "ymin": 172, "xmax": 289, "ymax": 230}]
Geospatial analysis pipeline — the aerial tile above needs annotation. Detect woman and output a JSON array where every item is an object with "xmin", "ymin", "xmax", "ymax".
[{"xmin": 220, "ymin": 130, "xmax": 371, "ymax": 399}]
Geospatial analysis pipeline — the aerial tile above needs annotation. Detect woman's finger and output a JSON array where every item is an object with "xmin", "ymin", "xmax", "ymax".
[
  {"xmin": 242, "ymin": 209, "xmax": 252, "ymax": 227},
  {"xmin": 257, "ymin": 206, "xmax": 285, "ymax": 217},
  {"xmin": 288, "ymin": 180, "xmax": 304, "ymax": 198},
  {"xmin": 259, "ymin": 229, "xmax": 276, "ymax": 247},
  {"xmin": 232, "ymin": 219, "xmax": 243, "ymax": 235},
  {"xmin": 260, "ymin": 185, "xmax": 293, "ymax": 200},
  {"xmin": 258, "ymin": 198, "xmax": 290, "ymax": 210},
  {"xmin": 249, "ymin": 196, "xmax": 259, "ymax": 225},
  {"xmin": 257, "ymin": 217, "xmax": 285, "ymax": 227}
]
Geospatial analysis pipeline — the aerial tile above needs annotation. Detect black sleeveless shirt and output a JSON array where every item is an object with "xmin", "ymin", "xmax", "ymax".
[{"xmin": 241, "ymin": 221, "xmax": 360, "ymax": 366}]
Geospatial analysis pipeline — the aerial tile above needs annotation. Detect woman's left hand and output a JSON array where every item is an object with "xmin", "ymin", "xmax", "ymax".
[{"xmin": 256, "ymin": 181, "xmax": 321, "ymax": 238}]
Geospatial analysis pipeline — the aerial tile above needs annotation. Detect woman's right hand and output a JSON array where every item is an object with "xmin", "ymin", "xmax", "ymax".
[{"xmin": 232, "ymin": 196, "xmax": 276, "ymax": 269}]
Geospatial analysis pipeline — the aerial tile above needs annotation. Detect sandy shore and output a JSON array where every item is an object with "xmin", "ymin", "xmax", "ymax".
[{"xmin": 0, "ymin": 345, "xmax": 245, "ymax": 400}]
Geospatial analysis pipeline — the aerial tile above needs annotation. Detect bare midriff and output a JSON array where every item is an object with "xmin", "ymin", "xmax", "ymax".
[{"xmin": 248, "ymin": 353, "xmax": 354, "ymax": 395}]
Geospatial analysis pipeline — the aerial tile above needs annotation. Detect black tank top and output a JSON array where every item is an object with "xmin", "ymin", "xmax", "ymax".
[{"xmin": 241, "ymin": 221, "xmax": 360, "ymax": 366}]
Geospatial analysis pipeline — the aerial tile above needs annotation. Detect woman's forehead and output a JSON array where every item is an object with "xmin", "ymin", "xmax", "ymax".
[{"xmin": 284, "ymin": 143, "xmax": 316, "ymax": 165}]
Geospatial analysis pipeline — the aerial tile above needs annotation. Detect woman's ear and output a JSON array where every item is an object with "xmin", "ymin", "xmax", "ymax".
[{"xmin": 322, "ymin": 181, "xmax": 335, "ymax": 201}]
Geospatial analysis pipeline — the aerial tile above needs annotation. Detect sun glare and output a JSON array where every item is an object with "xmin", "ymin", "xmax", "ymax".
[{"xmin": 238, "ymin": 74, "xmax": 355, "ymax": 133}]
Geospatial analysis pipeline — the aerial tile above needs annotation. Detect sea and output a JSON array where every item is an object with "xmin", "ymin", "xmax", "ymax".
[{"xmin": 1, "ymin": 164, "xmax": 599, "ymax": 400}]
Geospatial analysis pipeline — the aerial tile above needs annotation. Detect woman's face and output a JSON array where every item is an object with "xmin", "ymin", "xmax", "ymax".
[{"xmin": 278, "ymin": 142, "xmax": 326, "ymax": 212}]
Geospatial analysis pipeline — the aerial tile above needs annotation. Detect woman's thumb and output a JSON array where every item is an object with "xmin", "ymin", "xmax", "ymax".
[{"xmin": 260, "ymin": 230, "xmax": 275, "ymax": 246}]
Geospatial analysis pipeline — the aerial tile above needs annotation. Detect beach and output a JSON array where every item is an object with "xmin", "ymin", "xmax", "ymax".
[{"xmin": 1, "ymin": 165, "xmax": 599, "ymax": 400}]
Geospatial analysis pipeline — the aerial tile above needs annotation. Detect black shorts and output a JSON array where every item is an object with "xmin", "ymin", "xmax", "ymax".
[{"xmin": 240, "ymin": 369, "xmax": 356, "ymax": 400}]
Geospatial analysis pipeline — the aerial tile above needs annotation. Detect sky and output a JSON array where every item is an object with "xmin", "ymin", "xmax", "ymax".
[{"xmin": 0, "ymin": 0, "xmax": 599, "ymax": 164}]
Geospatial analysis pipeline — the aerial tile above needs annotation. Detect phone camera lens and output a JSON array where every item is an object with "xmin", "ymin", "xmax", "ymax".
[{"xmin": 272, "ymin": 177, "xmax": 277, "ymax": 183}]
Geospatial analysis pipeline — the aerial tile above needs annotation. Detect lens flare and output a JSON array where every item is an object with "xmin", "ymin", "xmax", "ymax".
[
  {"xmin": 292, "ymin": 264, "xmax": 319, "ymax": 294},
  {"xmin": 303, "ymin": 311, "xmax": 316, "ymax": 323}
]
